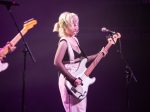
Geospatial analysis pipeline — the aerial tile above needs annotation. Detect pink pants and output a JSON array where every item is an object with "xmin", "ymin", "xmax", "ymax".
[{"xmin": 58, "ymin": 63, "xmax": 87, "ymax": 112}]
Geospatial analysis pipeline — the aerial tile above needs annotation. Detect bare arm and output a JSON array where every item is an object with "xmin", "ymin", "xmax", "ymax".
[
  {"xmin": 54, "ymin": 41, "xmax": 76, "ymax": 84},
  {"xmin": 87, "ymin": 53, "xmax": 98, "ymax": 62},
  {"xmin": 86, "ymin": 47, "xmax": 108, "ymax": 63}
]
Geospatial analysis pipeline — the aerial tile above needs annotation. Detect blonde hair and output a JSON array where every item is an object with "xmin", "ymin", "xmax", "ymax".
[{"xmin": 53, "ymin": 12, "xmax": 78, "ymax": 37}]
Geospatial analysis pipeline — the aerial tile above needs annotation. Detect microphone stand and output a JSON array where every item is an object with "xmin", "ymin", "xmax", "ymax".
[
  {"xmin": 117, "ymin": 38, "xmax": 137, "ymax": 112},
  {"xmin": 4, "ymin": 4, "xmax": 36, "ymax": 112}
]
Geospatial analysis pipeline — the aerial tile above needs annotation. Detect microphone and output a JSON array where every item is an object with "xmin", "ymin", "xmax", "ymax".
[
  {"xmin": 101, "ymin": 27, "xmax": 117, "ymax": 44},
  {"xmin": 101, "ymin": 27, "xmax": 116, "ymax": 34},
  {"xmin": 0, "ymin": 0, "xmax": 19, "ymax": 6}
]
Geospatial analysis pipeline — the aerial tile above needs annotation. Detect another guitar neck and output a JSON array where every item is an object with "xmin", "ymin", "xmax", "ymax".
[
  {"xmin": 2, "ymin": 28, "xmax": 27, "ymax": 56},
  {"xmin": 85, "ymin": 42, "xmax": 113, "ymax": 76},
  {"xmin": 10, "ymin": 28, "xmax": 27, "ymax": 46}
]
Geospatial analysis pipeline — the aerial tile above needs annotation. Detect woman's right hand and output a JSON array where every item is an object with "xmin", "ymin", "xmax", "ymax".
[{"xmin": 73, "ymin": 78, "xmax": 82, "ymax": 86}]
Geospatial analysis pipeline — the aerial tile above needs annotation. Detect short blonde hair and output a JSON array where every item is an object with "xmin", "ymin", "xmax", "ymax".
[{"xmin": 53, "ymin": 12, "xmax": 78, "ymax": 37}]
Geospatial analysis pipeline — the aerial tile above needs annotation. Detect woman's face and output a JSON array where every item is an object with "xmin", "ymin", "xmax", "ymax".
[{"xmin": 65, "ymin": 15, "xmax": 79, "ymax": 37}]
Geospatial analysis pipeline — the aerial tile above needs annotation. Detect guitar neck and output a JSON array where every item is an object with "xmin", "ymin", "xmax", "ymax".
[
  {"xmin": 10, "ymin": 28, "xmax": 27, "ymax": 46},
  {"xmin": 85, "ymin": 42, "xmax": 113, "ymax": 76},
  {"xmin": 2, "ymin": 28, "xmax": 27, "ymax": 56}
]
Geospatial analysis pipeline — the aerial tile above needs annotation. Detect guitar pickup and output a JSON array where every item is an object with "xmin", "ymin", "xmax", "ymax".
[{"xmin": 71, "ymin": 87, "xmax": 77, "ymax": 93}]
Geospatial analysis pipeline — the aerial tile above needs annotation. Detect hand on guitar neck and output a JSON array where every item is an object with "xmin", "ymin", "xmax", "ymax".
[{"xmin": 0, "ymin": 42, "xmax": 16, "ymax": 60}]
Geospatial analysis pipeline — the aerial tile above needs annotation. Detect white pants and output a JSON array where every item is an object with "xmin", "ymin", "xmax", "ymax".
[{"xmin": 58, "ymin": 63, "xmax": 87, "ymax": 112}]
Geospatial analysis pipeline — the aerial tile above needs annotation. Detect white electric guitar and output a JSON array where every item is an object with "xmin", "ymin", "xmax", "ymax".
[
  {"xmin": 0, "ymin": 18, "xmax": 37, "ymax": 72},
  {"xmin": 65, "ymin": 33, "xmax": 121, "ymax": 100}
]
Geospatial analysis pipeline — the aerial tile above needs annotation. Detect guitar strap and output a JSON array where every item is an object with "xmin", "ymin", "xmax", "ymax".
[
  {"xmin": 59, "ymin": 37, "xmax": 87, "ymax": 64},
  {"xmin": 78, "ymin": 45, "xmax": 87, "ymax": 58},
  {"xmin": 59, "ymin": 37, "xmax": 75, "ymax": 63},
  {"xmin": 73, "ymin": 37, "xmax": 87, "ymax": 58}
]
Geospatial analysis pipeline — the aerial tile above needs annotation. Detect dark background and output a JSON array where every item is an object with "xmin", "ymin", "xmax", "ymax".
[{"xmin": 0, "ymin": 0, "xmax": 149, "ymax": 112}]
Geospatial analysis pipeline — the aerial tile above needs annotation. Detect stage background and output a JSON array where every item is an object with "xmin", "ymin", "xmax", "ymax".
[{"xmin": 0, "ymin": 0, "xmax": 149, "ymax": 112}]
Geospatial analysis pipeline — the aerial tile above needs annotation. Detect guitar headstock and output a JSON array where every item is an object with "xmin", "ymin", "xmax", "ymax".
[
  {"xmin": 23, "ymin": 18, "xmax": 37, "ymax": 31},
  {"xmin": 107, "ymin": 33, "xmax": 121, "ymax": 44}
]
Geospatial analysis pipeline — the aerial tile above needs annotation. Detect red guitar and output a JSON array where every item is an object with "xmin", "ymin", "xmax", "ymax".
[
  {"xmin": 65, "ymin": 33, "xmax": 121, "ymax": 100},
  {"xmin": 0, "ymin": 18, "xmax": 37, "ymax": 72}
]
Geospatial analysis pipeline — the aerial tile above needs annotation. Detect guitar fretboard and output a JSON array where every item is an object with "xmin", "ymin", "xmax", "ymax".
[{"xmin": 85, "ymin": 42, "xmax": 113, "ymax": 76}]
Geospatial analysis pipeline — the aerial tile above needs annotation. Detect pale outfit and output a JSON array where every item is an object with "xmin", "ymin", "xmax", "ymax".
[{"xmin": 58, "ymin": 37, "xmax": 87, "ymax": 112}]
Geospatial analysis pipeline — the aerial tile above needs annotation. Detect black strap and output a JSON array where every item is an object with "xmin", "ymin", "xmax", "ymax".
[
  {"xmin": 73, "ymin": 38, "xmax": 87, "ymax": 58},
  {"xmin": 60, "ymin": 38, "xmax": 87, "ymax": 58},
  {"xmin": 59, "ymin": 39, "xmax": 67, "ymax": 43},
  {"xmin": 78, "ymin": 45, "xmax": 87, "ymax": 58}
]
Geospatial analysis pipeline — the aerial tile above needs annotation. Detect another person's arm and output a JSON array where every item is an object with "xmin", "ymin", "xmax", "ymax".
[
  {"xmin": 0, "ymin": 42, "xmax": 16, "ymax": 60},
  {"xmin": 6, "ymin": 42, "xmax": 16, "ymax": 52}
]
